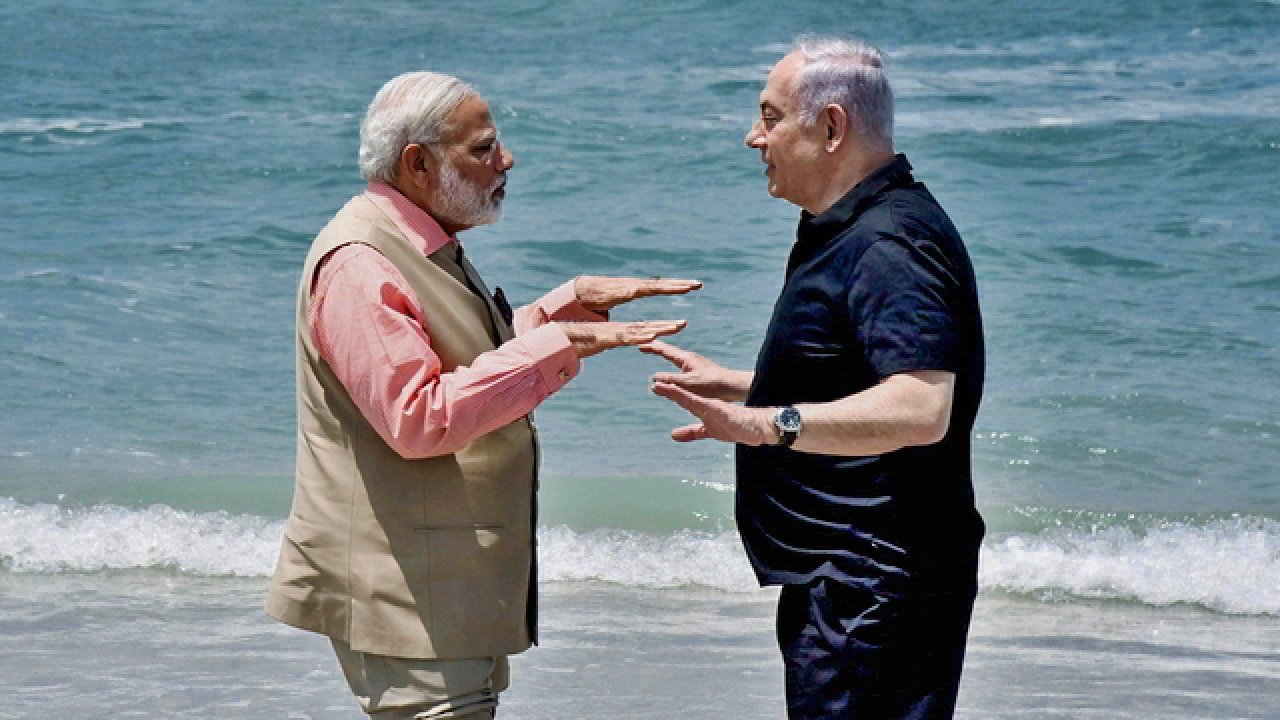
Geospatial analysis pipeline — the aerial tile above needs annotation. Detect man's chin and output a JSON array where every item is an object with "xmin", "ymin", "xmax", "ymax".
[{"xmin": 472, "ymin": 204, "xmax": 504, "ymax": 227}]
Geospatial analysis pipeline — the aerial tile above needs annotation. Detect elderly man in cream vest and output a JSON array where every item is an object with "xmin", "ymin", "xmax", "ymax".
[{"xmin": 266, "ymin": 71, "xmax": 698, "ymax": 720}]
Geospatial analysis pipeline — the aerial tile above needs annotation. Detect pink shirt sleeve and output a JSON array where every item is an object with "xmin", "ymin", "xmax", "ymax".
[
  {"xmin": 310, "ymin": 244, "xmax": 597, "ymax": 459},
  {"xmin": 513, "ymin": 278, "xmax": 608, "ymax": 333}
]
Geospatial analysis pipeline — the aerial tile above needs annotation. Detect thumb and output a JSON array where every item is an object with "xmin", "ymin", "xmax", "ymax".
[
  {"xmin": 671, "ymin": 423, "xmax": 709, "ymax": 443},
  {"xmin": 652, "ymin": 380, "xmax": 704, "ymax": 411}
]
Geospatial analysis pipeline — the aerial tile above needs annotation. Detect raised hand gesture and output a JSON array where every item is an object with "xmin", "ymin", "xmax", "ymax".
[
  {"xmin": 574, "ymin": 276, "xmax": 702, "ymax": 316},
  {"xmin": 560, "ymin": 320, "xmax": 687, "ymax": 359},
  {"xmin": 639, "ymin": 340, "xmax": 753, "ymax": 402},
  {"xmin": 649, "ymin": 380, "xmax": 771, "ymax": 445}
]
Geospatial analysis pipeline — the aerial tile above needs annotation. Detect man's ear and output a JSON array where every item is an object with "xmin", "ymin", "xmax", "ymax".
[
  {"xmin": 398, "ymin": 143, "xmax": 436, "ymax": 192},
  {"xmin": 823, "ymin": 104, "xmax": 849, "ymax": 152}
]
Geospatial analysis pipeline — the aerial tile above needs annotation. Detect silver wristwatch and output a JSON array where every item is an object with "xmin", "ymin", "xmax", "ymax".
[{"xmin": 773, "ymin": 406, "xmax": 803, "ymax": 447}]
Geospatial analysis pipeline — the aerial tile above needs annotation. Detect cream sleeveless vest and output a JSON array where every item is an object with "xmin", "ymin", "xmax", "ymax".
[{"xmin": 266, "ymin": 193, "xmax": 538, "ymax": 659}]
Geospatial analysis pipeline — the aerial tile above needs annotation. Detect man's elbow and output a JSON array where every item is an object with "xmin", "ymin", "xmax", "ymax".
[
  {"xmin": 899, "ymin": 371, "xmax": 955, "ymax": 447},
  {"xmin": 381, "ymin": 411, "xmax": 456, "ymax": 459},
  {"xmin": 908, "ymin": 412, "xmax": 951, "ymax": 447}
]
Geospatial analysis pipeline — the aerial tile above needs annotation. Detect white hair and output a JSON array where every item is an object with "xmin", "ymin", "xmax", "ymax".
[
  {"xmin": 358, "ymin": 71, "xmax": 476, "ymax": 183},
  {"xmin": 790, "ymin": 35, "xmax": 895, "ymax": 150}
]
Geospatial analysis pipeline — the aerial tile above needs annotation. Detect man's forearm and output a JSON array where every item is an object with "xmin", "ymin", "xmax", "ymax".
[
  {"xmin": 350, "ymin": 324, "xmax": 579, "ymax": 460},
  {"xmin": 781, "ymin": 371, "xmax": 955, "ymax": 457}
]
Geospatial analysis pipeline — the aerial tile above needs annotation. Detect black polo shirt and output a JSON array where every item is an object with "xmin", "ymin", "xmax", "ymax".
[{"xmin": 736, "ymin": 154, "xmax": 985, "ymax": 595}]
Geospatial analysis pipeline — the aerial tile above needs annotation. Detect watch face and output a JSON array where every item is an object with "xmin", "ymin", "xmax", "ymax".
[{"xmin": 777, "ymin": 406, "xmax": 802, "ymax": 432}]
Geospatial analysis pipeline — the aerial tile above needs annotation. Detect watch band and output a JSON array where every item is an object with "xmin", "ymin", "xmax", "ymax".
[{"xmin": 778, "ymin": 426, "xmax": 798, "ymax": 447}]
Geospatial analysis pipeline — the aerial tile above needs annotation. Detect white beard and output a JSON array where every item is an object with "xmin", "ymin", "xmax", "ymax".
[{"xmin": 436, "ymin": 160, "xmax": 504, "ymax": 228}]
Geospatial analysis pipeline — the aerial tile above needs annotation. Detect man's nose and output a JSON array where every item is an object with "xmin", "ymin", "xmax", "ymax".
[
  {"xmin": 498, "ymin": 145, "xmax": 515, "ymax": 171},
  {"xmin": 745, "ymin": 118, "xmax": 764, "ymax": 148}
]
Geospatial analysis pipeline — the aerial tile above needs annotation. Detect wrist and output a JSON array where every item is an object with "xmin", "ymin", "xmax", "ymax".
[
  {"xmin": 572, "ymin": 276, "xmax": 610, "ymax": 318},
  {"xmin": 771, "ymin": 405, "xmax": 803, "ymax": 448},
  {"xmin": 754, "ymin": 407, "xmax": 778, "ymax": 446}
]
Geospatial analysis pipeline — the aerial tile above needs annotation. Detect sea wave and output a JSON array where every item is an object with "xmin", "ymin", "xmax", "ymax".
[
  {"xmin": 0, "ymin": 118, "xmax": 151, "ymax": 135},
  {"xmin": 0, "ymin": 500, "xmax": 280, "ymax": 577},
  {"xmin": 981, "ymin": 515, "xmax": 1280, "ymax": 615},
  {"xmin": 0, "ymin": 117, "xmax": 197, "ymax": 138},
  {"xmin": 0, "ymin": 112, "xmax": 352, "ymax": 141},
  {"xmin": 1, "ymin": 499, "xmax": 1277, "ymax": 614},
  {"xmin": 537, "ymin": 525, "xmax": 758, "ymax": 591}
]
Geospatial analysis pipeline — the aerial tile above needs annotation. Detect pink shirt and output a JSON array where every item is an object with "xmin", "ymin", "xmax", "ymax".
[{"xmin": 310, "ymin": 183, "xmax": 605, "ymax": 459}]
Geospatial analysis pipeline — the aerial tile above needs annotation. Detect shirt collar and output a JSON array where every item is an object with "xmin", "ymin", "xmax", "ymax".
[
  {"xmin": 800, "ymin": 153, "xmax": 914, "ymax": 234},
  {"xmin": 366, "ymin": 182, "xmax": 457, "ymax": 257}
]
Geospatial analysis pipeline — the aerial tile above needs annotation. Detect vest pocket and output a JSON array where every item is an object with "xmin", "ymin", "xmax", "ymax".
[
  {"xmin": 414, "ymin": 524, "xmax": 509, "ymax": 559},
  {"xmin": 417, "ymin": 523, "xmax": 528, "ymax": 645},
  {"xmin": 414, "ymin": 523, "xmax": 505, "ymax": 532}
]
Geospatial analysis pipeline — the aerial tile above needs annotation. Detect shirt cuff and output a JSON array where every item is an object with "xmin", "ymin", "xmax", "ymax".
[
  {"xmin": 541, "ymin": 278, "xmax": 609, "ymax": 323},
  {"xmin": 520, "ymin": 322, "xmax": 581, "ymax": 391}
]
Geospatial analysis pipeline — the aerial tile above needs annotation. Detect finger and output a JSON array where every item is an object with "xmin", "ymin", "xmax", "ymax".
[
  {"xmin": 638, "ymin": 339, "xmax": 685, "ymax": 363},
  {"xmin": 651, "ymin": 371, "xmax": 696, "ymax": 386},
  {"xmin": 609, "ymin": 321, "xmax": 687, "ymax": 349},
  {"xmin": 647, "ymin": 320, "xmax": 687, "ymax": 339},
  {"xmin": 671, "ymin": 423, "xmax": 709, "ymax": 443},
  {"xmin": 639, "ymin": 320, "xmax": 688, "ymax": 330},
  {"xmin": 624, "ymin": 320, "xmax": 686, "ymax": 340},
  {"xmin": 652, "ymin": 380, "xmax": 712, "ymax": 416},
  {"xmin": 632, "ymin": 278, "xmax": 702, "ymax": 299}
]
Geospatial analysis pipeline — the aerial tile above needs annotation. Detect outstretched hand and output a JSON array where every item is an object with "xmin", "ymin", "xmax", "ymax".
[
  {"xmin": 651, "ymin": 381, "xmax": 772, "ymax": 445},
  {"xmin": 560, "ymin": 320, "xmax": 687, "ymax": 359},
  {"xmin": 574, "ymin": 276, "xmax": 702, "ymax": 315},
  {"xmin": 639, "ymin": 340, "xmax": 752, "ymax": 402}
]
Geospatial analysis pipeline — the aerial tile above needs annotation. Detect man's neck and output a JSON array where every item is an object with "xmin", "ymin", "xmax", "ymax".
[{"xmin": 806, "ymin": 147, "xmax": 895, "ymax": 216}]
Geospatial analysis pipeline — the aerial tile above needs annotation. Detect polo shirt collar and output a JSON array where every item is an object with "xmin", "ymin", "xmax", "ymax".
[
  {"xmin": 366, "ymin": 181, "xmax": 457, "ymax": 257},
  {"xmin": 800, "ymin": 153, "xmax": 914, "ymax": 235}
]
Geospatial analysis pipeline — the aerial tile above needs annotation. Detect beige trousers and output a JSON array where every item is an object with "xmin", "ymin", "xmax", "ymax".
[{"xmin": 331, "ymin": 639, "xmax": 511, "ymax": 719}]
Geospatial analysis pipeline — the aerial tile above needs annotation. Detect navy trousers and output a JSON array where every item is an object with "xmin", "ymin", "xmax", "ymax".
[{"xmin": 776, "ymin": 577, "xmax": 978, "ymax": 720}]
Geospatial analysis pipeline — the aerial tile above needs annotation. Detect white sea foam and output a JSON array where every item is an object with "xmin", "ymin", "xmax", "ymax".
[
  {"xmin": 981, "ymin": 515, "xmax": 1280, "ymax": 615},
  {"xmin": 537, "ymin": 525, "xmax": 759, "ymax": 592},
  {"xmin": 2, "ymin": 499, "xmax": 1278, "ymax": 614},
  {"xmin": 0, "ymin": 118, "xmax": 155, "ymax": 135},
  {"xmin": 0, "ymin": 499, "xmax": 281, "ymax": 576},
  {"xmin": 0, "ymin": 112, "xmax": 349, "ymax": 139}
]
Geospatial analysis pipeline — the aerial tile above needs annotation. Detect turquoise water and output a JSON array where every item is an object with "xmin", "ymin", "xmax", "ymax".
[{"xmin": 2, "ymin": 0, "xmax": 1279, "ymax": 717}]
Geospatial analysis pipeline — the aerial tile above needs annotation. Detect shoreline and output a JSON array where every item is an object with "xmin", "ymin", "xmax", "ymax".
[{"xmin": 1, "ymin": 574, "xmax": 1277, "ymax": 718}]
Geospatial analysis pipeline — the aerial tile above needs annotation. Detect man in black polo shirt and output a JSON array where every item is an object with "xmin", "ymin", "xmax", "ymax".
[{"xmin": 645, "ymin": 35, "xmax": 985, "ymax": 720}]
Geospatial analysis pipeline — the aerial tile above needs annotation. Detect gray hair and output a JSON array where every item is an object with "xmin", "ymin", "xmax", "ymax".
[
  {"xmin": 790, "ymin": 35, "xmax": 894, "ymax": 150},
  {"xmin": 358, "ymin": 72, "xmax": 476, "ymax": 183}
]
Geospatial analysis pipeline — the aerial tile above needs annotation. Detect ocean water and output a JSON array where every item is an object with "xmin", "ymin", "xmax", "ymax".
[{"xmin": 2, "ymin": 0, "xmax": 1279, "ymax": 717}]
